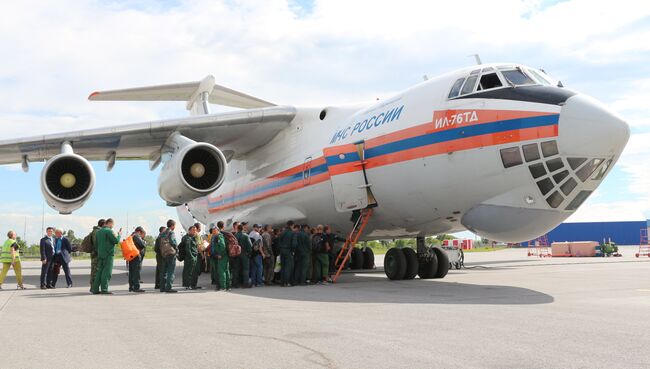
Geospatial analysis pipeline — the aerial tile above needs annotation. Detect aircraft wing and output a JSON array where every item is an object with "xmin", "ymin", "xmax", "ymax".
[{"xmin": 0, "ymin": 105, "xmax": 296, "ymax": 166}]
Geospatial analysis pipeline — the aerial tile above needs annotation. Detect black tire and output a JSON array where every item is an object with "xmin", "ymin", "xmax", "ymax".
[
  {"xmin": 432, "ymin": 247, "xmax": 449, "ymax": 279},
  {"xmin": 384, "ymin": 248, "xmax": 407, "ymax": 280},
  {"xmin": 418, "ymin": 251, "xmax": 438, "ymax": 279},
  {"xmin": 350, "ymin": 248, "xmax": 364, "ymax": 270},
  {"xmin": 401, "ymin": 248, "xmax": 418, "ymax": 280},
  {"xmin": 362, "ymin": 247, "xmax": 375, "ymax": 269}
]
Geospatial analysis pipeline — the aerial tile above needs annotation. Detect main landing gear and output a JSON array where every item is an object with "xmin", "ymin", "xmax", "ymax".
[{"xmin": 384, "ymin": 237, "xmax": 449, "ymax": 280}]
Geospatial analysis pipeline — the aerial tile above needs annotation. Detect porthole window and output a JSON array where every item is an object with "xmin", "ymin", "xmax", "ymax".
[
  {"xmin": 545, "ymin": 158, "xmax": 564, "ymax": 173},
  {"xmin": 546, "ymin": 191, "xmax": 564, "ymax": 208},
  {"xmin": 567, "ymin": 157, "xmax": 587, "ymax": 170},
  {"xmin": 522, "ymin": 143, "xmax": 540, "ymax": 162},
  {"xmin": 528, "ymin": 163, "xmax": 546, "ymax": 179},
  {"xmin": 576, "ymin": 159, "xmax": 603, "ymax": 182},
  {"xmin": 540, "ymin": 141, "xmax": 559, "ymax": 157},
  {"xmin": 552, "ymin": 170, "xmax": 569, "ymax": 184},
  {"xmin": 537, "ymin": 178, "xmax": 554, "ymax": 195},
  {"xmin": 319, "ymin": 109, "xmax": 327, "ymax": 120},
  {"xmin": 565, "ymin": 190, "xmax": 592, "ymax": 211},
  {"xmin": 560, "ymin": 178, "xmax": 577, "ymax": 196},
  {"xmin": 500, "ymin": 147, "xmax": 523, "ymax": 168}
]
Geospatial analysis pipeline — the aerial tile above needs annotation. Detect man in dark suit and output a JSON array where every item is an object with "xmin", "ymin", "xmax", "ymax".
[
  {"xmin": 40, "ymin": 227, "xmax": 55, "ymax": 289},
  {"xmin": 49, "ymin": 229, "xmax": 73, "ymax": 288}
]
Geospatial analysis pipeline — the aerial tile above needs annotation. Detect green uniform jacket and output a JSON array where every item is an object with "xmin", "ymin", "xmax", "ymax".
[
  {"xmin": 181, "ymin": 234, "xmax": 198, "ymax": 258},
  {"xmin": 215, "ymin": 233, "xmax": 228, "ymax": 259},
  {"xmin": 96, "ymin": 227, "xmax": 120, "ymax": 259},
  {"xmin": 235, "ymin": 232, "xmax": 252, "ymax": 257},
  {"xmin": 89, "ymin": 226, "xmax": 100, "ymax": 257},
  {"xmin": 279, "ymin": 229, "xmax": 296, "ymax": 253},
  {"xmin": 297, "ymin": 231, "xmax": 311, "ymax": 255}
]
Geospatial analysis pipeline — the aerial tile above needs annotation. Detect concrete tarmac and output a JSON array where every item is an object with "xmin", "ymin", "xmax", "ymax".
[{"xmin": 0, "ymin": 247, "xmax": 649, "ymax": 369}]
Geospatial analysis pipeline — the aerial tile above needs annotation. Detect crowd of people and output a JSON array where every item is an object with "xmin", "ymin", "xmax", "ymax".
[{"xmin": 0, "ymin": 218, "xmax": 346, "ymax": 293}]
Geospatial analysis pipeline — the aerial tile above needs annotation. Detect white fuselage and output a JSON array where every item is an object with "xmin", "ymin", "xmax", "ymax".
[{"xmin": 182, "ymin": 63, "xmax": 629, "ymax": 242}]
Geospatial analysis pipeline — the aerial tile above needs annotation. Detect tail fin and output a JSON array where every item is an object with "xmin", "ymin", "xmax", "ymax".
[{"xmin": 88, "ymin": 75, "xmax": 275, "ymax": 115}]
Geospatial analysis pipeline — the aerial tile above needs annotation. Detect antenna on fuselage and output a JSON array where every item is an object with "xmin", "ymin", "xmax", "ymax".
[
  {"xmin": 469, "ymin": 54, "xmax": 483, "ymax": 65},
  {"xmin": 422, "ymin": 75, "xmax": 429, "ymax": 81}
]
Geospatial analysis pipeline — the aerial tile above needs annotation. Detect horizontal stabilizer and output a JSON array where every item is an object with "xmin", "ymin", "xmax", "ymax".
[{"xmin": 88, "ymin": 75, "xmax": 275, "ymax": 109}]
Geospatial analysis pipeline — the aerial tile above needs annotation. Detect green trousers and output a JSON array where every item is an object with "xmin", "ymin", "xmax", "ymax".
[
  {"xmin": 183, "ymin": 255, "xmax": 199, "ymax": 288},
  {"xmin": 210, "ymin": 257, "xmax": 219, "ymax": 286},
  {"xmin": 91, "ymin": 257, "xmax": 113, "ymax": 293},
  {"xmin": 217, "ymin": 257, "xmax": 231, "ymax": 290},
  {"xmin": 89, "ymin": 255, "xmax": 98, "ymax": 286},
  {"xmin": 161, "ymin": 255, "xmax": 176, "ymax": 292},
  {"xmin": 155, "ymin": 253, "xmax": 163, "ymax": 289},
  {"xmin": 231, "ymin": 254, "xmax": 249, "ymax": 288},
  {"xmin": 313, "ymin": 253, "xmax": 329, "ymax": 281}
]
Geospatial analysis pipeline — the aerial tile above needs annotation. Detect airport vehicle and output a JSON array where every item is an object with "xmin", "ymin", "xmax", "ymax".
[{"xmin": 0, "ymin": 63, "xmax": 630, "ymax": 280}]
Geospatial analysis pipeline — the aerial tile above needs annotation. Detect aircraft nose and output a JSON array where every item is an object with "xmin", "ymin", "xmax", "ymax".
[{"xmin": 558, "ymin": 94, "xmax": 630, "ymax": 158}]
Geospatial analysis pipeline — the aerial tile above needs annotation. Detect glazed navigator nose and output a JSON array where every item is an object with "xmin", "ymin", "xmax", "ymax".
[{"xmin": 558, "ymin": 94, "xmax": 630, "ymax": 158}]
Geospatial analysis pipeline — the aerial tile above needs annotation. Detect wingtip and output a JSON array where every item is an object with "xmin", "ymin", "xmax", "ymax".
[{"xmin": 88, "ymin": 91, "xmax": 100, "ymax": 100}]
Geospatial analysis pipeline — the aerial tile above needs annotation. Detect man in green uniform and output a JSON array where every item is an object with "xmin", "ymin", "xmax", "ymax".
[
  {"xmin": 181, "ymin": 226, "xmax": 201, "ymax": 290},
  {"xmin": 279, "ymin": 221, "xmax": 297, "ymax": 287},
  {"xmin": 212, "ymin": 227, "xmax": 231, "ymax": 291},
  {"xmin": 91, "ymin": 218, "xmax": 121, "ymax": 295},
  {"xmin": 293, "ymin": 224, "xmax": 311, "ymax": 286},
  {"xmin": 233, "ymin": 224, "xmax": 252, "ymax": 288},
  {"xmin": 89, "ymin": 219, "xmax": 105, "ymax": 289},
  {"xmin": 311, "ymin": 225, "xmax": 329, "ymax": 284},
  {"xmin": 0, "ymin": 231, "xmax": 24, "ymax": 290},
  {"xmin": 153, "ymin": 226, "xmax": 166, "ymax": 290},
  {"xmin": 160, "ymin": 220, "xmax": 179, "ymax": 293}
]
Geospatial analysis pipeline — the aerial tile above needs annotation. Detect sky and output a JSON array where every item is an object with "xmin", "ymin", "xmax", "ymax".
[{"xmin": 0, "ymin": 0, "xmax": 648, "ymax": 244}]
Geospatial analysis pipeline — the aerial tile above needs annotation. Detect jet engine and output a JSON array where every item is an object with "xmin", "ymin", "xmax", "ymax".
[
  {"xmin": 158, "ymin": 134, "xmax": 227, "ymax": 206},
  {"xmin": 41, "ymin": 143, "xmax": 95, "ymax": 215}
]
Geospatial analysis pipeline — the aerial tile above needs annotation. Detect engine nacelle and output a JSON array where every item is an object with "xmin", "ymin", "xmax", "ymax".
[
  {"xmin": 158, "ymin": 139, "xmax": 227, "ymax": 206},
  {"xmin": 41, "ymin": 153, "xmax": 96, "ymax": 215}
]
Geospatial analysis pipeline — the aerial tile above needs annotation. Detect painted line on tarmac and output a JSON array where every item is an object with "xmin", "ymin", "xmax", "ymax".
[{"xmin": 0, "ymin": 291, "xmax": 16, "ymax": 313}]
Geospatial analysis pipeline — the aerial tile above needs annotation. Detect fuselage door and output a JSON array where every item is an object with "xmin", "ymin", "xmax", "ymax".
[{"xmin": 324, "ymin": 141, "xmax": 377, "ymax": 212}]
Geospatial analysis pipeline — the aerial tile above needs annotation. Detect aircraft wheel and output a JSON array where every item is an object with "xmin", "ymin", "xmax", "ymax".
[
  {"xmin": 401, "ymin": 248, "xmax": 418, "ymax": 280},
  {"xmin": 432, "ymin": 247, "xmax": 449, "ymax": 279},
  {"xmin": 362, "ymin": 247, "xmax": 375, "ymax": 269},
  {"xmin": 418, "ymin": 251, "xmax": 438, "ymax": 279},
  {"xmin": 350, "ymin": 248, "xmax": 364, "ymax": 270},
  {"xmin": 384, "ymin": 248, "xmax": 407, "ymax": 280}
]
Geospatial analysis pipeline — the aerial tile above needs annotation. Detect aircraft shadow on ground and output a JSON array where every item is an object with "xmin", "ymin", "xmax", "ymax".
[{"xmin": 10, "ymin": 265, "xmax": 554, "ymax": 305}]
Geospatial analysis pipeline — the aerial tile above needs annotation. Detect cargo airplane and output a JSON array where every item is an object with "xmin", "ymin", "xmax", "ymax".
[{"xmin": 0, "ymin": 63, "xmax": 630, "ymax": 280}]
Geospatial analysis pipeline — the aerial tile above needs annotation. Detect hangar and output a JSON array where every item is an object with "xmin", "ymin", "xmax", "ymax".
[{"xmin": 532, "ymin": 220, "xmax": 650, "ymax": 245}]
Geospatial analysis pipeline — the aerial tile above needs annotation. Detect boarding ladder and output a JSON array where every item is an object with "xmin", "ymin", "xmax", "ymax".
[
  {"xmin": 332, "ymin": 208, "xmax": 373, "ymax": 283},
  {"xmin": 635, "ymin": 228, "xmax": 650, "ymax": 258},
  {"xmin": 527, "ymin": 234, "xmax": 551, "ymax": 257}
]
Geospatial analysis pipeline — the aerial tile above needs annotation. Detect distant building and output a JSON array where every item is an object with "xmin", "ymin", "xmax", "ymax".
[{"xmin": 525, "ymin": 220, "xmax": 650, "ymax": 246}]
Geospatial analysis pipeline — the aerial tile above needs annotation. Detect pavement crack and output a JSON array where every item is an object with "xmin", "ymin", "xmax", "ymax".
[{"xmin": 213, "ymin": 331, "xmax": 336, "ymax": 369}]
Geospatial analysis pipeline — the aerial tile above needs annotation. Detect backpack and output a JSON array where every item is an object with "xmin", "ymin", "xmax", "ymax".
[
  {"xmin": 80, "ymin": 231, "xmax": 94, "ymax": 253},
  {"xmin": 160, "ymin": 235, "xmax": 176, "ymax": 258},
  {"xmin": 177, "ymin": 236, "xmax": 187, "ymax": 261},
  {"xmin": 312, "ymin": 234, "xmax": 324, "ymax": 254},
  {"xmin": 222, "ymin": 231, "xmax": 241, "ymax": 257}
]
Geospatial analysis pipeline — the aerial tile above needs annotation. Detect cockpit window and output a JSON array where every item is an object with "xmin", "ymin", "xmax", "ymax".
[
  {"xmin": 501, "ymin": 69, "xmax": 535, "ymax": 86},
  {"xmin": 478, "ymin": 73, "xmax": 502, "ymax": 91},
  {"xmin": 448, "ymin": 78, "xmax": 465, "ymax": 98},
  {"xmin": 461, "ymin": 76, "xmax": 478, "ymax": 95},
  {"xmin": 527, "ymin": 69, "xmax": 551, "ymax": 86}
]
